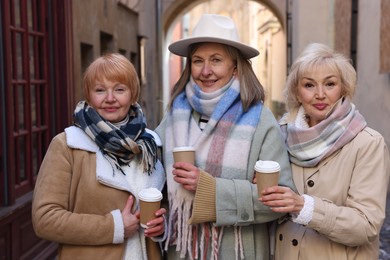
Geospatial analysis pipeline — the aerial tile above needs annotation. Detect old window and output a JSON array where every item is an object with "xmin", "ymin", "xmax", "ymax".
[{"xmin": 1, "ymin": 0, "xmax": 51, "ymax": 204}]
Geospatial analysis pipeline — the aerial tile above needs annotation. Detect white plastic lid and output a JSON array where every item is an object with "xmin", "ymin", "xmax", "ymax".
[
  {"xmin": 254, "ymin": 160, "xmax": 280, "ymax": 173},
  {"xmin": 172, "ymin": 146, "xmax": 195, "ymax": 152},
  {"xmin": 138, "ymin": 188, "xmax": 163, "ymax": 202}
]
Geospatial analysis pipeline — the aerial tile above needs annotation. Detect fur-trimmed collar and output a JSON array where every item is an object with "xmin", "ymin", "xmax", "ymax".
[{"xmin": 64, "ymin": 126, "xmax": 165, "ymax": 198}]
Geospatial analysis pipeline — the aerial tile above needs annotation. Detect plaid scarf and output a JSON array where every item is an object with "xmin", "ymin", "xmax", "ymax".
[
  {"xmin": 73, "ymin": 101, "xmax": 157, "ymax": 174},
  {"xmin": 163, "ymin": 77, "xmax": 262, "ymax": 259},
  {"xmin": 280, "ymin": 97, "xmax": 367, "ymax": 167}
]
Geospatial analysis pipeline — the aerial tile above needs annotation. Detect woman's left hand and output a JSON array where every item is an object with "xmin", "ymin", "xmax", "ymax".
[
  {"xmin": 172, "ymin": 162, "xmax": 200, "ymax": 192},
  {"xmin": 142, "ymin": 207, "xmax": 167, "ymax": 238}
]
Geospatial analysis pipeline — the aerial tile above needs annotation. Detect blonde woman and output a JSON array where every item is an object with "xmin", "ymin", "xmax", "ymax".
[{"xmin": 261, "ymin": 43, "xmax": 390, "ymax": 259}]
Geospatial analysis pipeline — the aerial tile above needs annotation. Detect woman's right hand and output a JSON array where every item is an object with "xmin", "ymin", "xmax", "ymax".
[
  {"xmin": 143, "ymin": 207, "xmax": 166, "ymax": 238},
  {"xmin": 259, "ymin": 186, "xmax": 304, "ymax": 214},
  {"xmin": 121, "ymin": 195, "xmax": 140, "ymax": 238},
  {"xmin": 172, "ymin": 162, "xmax": 200, "ymax": 192}
]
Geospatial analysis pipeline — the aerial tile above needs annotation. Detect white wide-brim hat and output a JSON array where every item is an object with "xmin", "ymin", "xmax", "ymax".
[{"xmin": 169, "ymin": 14, "xmax": 259, "ymax": 59}]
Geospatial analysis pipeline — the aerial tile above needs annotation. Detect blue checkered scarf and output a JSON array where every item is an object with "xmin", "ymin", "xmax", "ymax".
[{"xmin": 73, "ymin": 101, "xmax": 157, "ymax": 174}]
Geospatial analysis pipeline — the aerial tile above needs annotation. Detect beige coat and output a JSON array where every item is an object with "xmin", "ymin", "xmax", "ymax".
[
  {"xmin": 32, "ymin": 127, "xmax": 165, "ymax": 260},
  {"xmin": 275, "ymin": 127, "xmax": 390, "ymax": 260}
]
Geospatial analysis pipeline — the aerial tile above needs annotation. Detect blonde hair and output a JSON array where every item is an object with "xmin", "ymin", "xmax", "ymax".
[
  {"xmin": 168, "ymin": 43, "xmax": 265, "ymax": 111},
  {"xmin": 83, "ymin": 53, "xmax": 140, "ymax": 104},
  {"xmin": 284, "ymin": 43, "xmax": 356, "ymax": 111}
]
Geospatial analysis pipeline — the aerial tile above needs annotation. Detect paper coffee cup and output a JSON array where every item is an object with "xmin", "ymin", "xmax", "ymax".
[
  {"xmin": 255, "ymin": 160, "xmax": 280, "ymax": 197},
  {"xmin": 138, "ymin": 188, "xmax": 163, "ymax": 228},
  {"xmin": 173, "ymin": 146, "xmax": 195, "ymax": 164}
]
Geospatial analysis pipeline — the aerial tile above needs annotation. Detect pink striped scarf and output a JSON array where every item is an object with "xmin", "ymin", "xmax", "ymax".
[{"xmin": 280, "ymin": 97, "xmax": 367, "ymax": 167}]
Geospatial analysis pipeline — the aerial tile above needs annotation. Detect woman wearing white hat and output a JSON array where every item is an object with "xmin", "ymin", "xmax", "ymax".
[{"xmin": 156, "ymin": 14, "xmax": 295, "ymax": 259}]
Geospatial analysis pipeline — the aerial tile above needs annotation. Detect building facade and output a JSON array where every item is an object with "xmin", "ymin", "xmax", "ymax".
[
  {"xmin": 0, "ymin": 0, "xmax": 162, "ymax": 258},
  {"xmin": 1, "ymin": 0, "xmax": 389, "ymax": 259}
]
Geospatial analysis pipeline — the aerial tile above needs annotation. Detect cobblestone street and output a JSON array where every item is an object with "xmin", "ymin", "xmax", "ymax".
[{"xmin": 380, "ymin": 192, "xmax": 390, "ymax": 260}]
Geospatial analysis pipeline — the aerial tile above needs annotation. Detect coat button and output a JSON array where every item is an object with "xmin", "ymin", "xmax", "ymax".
[
  {"xmin": 307, "ymin": 180, "xmax": 315, "ymax": 187},
  {"xmin": 241, "ymin": 212, "xmax": 249, "ymax": 220},
  {"xmin": 292, "ymin": 239, "xmax": 298, "ymax": 246},
  {"xmin": 279, "ymin": 234, "xmax": 283, "ymax": 241}
]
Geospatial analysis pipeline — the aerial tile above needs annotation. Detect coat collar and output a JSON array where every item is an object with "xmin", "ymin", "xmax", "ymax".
[
  {"xmin": 65, "ymin": 126, "xmax": 99, "ymax": 152},
  {"xmin": 64, "ymin": 126, "xmax": 165, "ymax": 199}
]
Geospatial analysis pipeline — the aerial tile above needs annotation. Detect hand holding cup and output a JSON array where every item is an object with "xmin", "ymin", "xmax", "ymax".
[{"xmin": 172, "ymin": 146, "xmax": 199, "ymax": 191}]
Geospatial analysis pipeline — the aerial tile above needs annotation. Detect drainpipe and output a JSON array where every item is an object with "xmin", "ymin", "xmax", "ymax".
[{"xmin": 156, "ymin": 0, "xmax": 163, "ymax": 121}]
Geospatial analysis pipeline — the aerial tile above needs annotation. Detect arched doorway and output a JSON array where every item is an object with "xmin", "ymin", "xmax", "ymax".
[{"xmin": 162, "ymin": 0, "xmax": 288, "ymax": 119}]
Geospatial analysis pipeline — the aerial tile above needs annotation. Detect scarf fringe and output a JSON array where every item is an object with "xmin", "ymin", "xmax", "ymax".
[
  {"xmin": 164, "ymin": 191, "xmax": 193, "ymax": 257},
  {"xmin": 202, "ymin": 224, "xmax": 210, "ymax": 260},
  {"xmin": 192, "ymin": 225, "xmax": 199, "ymax": 259},
  {"xmin": 103, "ymin": 152, "xmax": 125, "ymax": 175},
  {"xmin": 210, "ymin": 226, "xmax": 218, "ymax": 260},
  {"xmin": 165, "ymin": 195, "xmax": 244, "ymax": 259},
  {"xmin": 165, "ymin": 191, "xmax": 229, "ymax": 260},
  {"xmin": 234, "ymin": 226, "xmax": 245, "ymax": 259},
  {"xmin": 181, "ymin": 200, "xmax": 193, "ymax": 259},
  {"xmin": 138, "ymin": 140, "xmax": 157, "ymax": 174},
  {"xmin": 238, "ymin": 226, "xmax": 244, "ymax": 259}
]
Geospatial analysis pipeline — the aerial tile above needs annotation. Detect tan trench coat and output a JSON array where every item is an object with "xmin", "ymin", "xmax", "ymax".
[{"xmin": 275, "ymin": 127, "xmax": 390, "ymax": 260}]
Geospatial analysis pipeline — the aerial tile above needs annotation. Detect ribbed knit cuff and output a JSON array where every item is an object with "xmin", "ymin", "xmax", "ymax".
[
  {"xmin": 291, "ymin": 194, "xmax": 314, "ymax": 225},
  {"xmin": 188, "ymin": 169, "xmax": 216, "ymax": 224}
]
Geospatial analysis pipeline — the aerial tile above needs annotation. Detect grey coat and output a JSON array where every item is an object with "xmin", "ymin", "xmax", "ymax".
[{"xmin": 157, "ymin": 107, "xmax": 296, "ymax": 259}]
